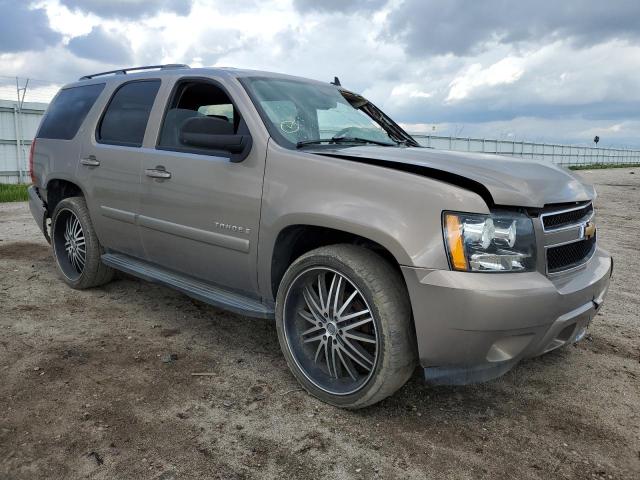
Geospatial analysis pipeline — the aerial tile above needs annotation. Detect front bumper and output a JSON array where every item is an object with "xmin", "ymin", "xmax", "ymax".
[{"xmin": 401, "ymin": 247, "xmax": 612, "ymax": 385}]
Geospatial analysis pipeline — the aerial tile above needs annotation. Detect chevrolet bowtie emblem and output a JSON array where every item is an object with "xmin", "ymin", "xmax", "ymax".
[{"xmin": 583, "ymin": 221, "xmax": 596, "ymax": 239}]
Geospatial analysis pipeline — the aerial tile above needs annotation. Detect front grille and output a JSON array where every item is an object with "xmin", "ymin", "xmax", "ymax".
[
  {"xmin": 542, "ymin": 203, "xmax": 593, "ymax": 230},
  {"xmin": 547, "ymin": 235, "xmax": 596, "ymax": 273}
]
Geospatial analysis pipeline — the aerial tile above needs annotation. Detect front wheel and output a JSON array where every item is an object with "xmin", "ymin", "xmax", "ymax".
[{"xmin": 275, "ymin": 244, "xmax": 417, "ymax": 408}]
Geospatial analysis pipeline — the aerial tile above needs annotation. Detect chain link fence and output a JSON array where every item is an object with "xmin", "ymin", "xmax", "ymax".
[{"xmin": 411, "ymin": 135, "xmax": 640, "ymax": 166}]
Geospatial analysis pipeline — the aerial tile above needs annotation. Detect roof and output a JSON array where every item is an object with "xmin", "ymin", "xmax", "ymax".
[{"xmin": 66, "ymin": 64, "xmax": 330, "ymax": 90}]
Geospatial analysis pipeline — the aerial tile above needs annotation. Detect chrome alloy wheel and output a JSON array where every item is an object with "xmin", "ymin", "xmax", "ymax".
[
  {"xmin": 283, "ymin": 267, "xmax": 379, "ymax": 395},
  {"xmin": 64, "ymin": 213, "xmax": 86, "ymax": 273},
  {"xmin": 53, "ymin": 209, "xmax": 86, "ymax": 281}
]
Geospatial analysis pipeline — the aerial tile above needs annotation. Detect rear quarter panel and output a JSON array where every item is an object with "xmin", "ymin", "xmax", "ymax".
[{"xmin": 33, "ymin": 138, "xmax": 83, "ymax": 199}]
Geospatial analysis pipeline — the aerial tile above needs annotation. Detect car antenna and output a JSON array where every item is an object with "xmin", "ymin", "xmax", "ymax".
[{"xmin": 331, "ymin": 76, "xmax": 341, "ymax": 86}]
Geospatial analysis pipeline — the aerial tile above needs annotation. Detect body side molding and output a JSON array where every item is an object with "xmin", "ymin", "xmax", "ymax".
[{"xmin": 99, "ymin": 206, "xmax": 250, "ymax": 253}]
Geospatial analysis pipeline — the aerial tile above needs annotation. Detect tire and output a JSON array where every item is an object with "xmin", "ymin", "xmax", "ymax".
[
  {"xmin": 51, "ymin": 196, "xmax": 114, "ymax": 289},
  {"xmin": 275, "ymin": 244, "xmax": 417, "ymax": 409}
]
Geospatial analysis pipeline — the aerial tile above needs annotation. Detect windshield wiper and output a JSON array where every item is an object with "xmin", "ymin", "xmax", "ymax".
[
  {"xmin": 296, "ymin": 138, "xmax": 334, "ymax": 148},
  {"xmin": 296, "ymin": 136, "xmax": 397, "ymax": 148},
  {"xmin": 334, "ymin": 136, "xmax": 397, "ymax": 146}
]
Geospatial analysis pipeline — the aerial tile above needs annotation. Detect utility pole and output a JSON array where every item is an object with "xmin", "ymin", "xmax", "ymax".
[{"xmin": 15, "ymin": 77, "xmax": 29, "ymax": 184}]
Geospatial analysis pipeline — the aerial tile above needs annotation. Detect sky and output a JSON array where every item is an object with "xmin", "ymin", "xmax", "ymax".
[{"xmin": 0, "ymin": 0, "xmax": 639, "ymax": 147}]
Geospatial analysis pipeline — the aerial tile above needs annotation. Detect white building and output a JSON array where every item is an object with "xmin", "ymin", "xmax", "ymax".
[{"xmin": 0, "ymin": 99, "xmax": 47, "ymax": 184}]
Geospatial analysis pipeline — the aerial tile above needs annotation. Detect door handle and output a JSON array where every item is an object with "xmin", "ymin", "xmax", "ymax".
[
  {"xmin": 145, "ymin": 167, "xmax": 172, "ymax": 179},
  {"xmin": 80, "ymin": 155, "xmax": 100, "ymax": 167}
]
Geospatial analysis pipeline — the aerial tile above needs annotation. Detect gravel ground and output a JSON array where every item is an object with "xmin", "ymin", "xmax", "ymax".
[{"xmin": 0, "ymin": 167, "xmax": 638, "ymax": 480}]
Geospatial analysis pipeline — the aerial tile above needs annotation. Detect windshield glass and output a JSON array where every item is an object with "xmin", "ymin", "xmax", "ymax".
[{"xmin": 241, "ymin": 77, "xmax": 410, "ymax": 148}]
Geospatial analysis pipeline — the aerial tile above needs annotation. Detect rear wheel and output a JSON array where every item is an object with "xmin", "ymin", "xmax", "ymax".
[
  {"xmin": 276, "ymin": 244, "xmax": 416, "ymax": 408},
  {"xmin": 51, "ymin": 196, "xmax": 114, "ymax": 289}
]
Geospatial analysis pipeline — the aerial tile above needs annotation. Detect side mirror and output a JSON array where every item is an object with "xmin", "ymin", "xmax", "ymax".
[{"xmin": 179, "ymin": 116, "xmax": 252, "ymax": 162}]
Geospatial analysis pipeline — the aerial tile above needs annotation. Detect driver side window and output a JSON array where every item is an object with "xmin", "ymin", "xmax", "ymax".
[{"xmin": 157, "ymin": 80, "xmax": 244, "ymax": 151}]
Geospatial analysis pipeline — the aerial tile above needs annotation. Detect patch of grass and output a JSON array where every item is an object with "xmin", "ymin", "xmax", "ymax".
[
  {"xmin": 0, "ymin": 183, "xmax": 29, "ymax": 203},
  {"xmin": 568, "ymin": 163, "xmax": 640, "ymax": 170}
]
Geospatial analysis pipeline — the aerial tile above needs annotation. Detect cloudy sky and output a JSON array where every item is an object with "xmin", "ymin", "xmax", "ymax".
[{"xmin": 1, "ymin": 0, "xmax": 639, "ymax": 147}]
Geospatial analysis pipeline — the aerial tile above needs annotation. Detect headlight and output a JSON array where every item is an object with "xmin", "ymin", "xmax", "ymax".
[{"xmin": 443, "ymin": 211, "xmax": 536, "ymax": 272}]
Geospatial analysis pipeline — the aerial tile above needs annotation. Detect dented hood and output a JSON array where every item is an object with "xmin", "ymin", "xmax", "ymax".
[{"xmin": 312, "ymin": 146, "xmax": 595, "ymax": 208}]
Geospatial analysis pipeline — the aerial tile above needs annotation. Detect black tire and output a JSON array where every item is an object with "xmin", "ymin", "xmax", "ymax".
[
  {"xmin": 51, "ymin": 196, "xmax": 114, "ymax": 289},
  {"xmin": 275, "ymin": 244, "xmax": 417, "ymax": 409}
]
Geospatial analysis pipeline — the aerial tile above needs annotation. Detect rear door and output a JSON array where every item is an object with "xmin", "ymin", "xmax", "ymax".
[
  {"xmin": 77, "ymin": 79, "xmax": 161, "ymax": 258},
  {"xmin": 137, "ymin": 76, "xmax": 265, "ymax": 295}
]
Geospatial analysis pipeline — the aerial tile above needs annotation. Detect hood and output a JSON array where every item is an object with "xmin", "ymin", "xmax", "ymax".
[{"xmin": 311, "ymin": 146, "xmax": 594, "ymax": 208}]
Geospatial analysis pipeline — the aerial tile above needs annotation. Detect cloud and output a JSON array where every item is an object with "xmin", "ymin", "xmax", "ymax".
[
  {"xmin": 0, "ymin": 45, "xmax": 112, "ymax": 85},
  {"xmin": 0, "ymin": 1, "xmax": 61, "ymax": 52},
  {"xmin": 376, "ymin": 37, "xmax": 640, "ymax": 131},
  {"xmin": 2, "ymin": 0, "xmax": 640, "ymax": 147},
  {"xmin": 386, "ymin": 0, "xmax": 640, "ymax": 57},
  {"xmin": 446, "ymin": 57, "xmax": 524, "ymax": 102},
  {"xmin": 67, "ymin": 26, "xmax": 133, "ymax": 64},
  {"xmin": 59, "ymin": 0, "xmax": 193, "ymax": 19},
  {"xmin": 292, "ymin": 0, "xmax": 387, "ymax": 13},
  {"xmin": 390, "ymin": 83, "xmax": 432, "ymax": 101}
]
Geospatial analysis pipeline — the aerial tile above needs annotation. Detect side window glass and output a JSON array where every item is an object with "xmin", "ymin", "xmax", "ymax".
[
  {"xmin": 158, "ymin": 81, "xmax": 241, "ymax": 151},
  {"xmin": 198, "ymin": 104, "xmax": 234, "ymax": 122},
  {"xmin": 38, "ymin": 83, "xmax": 105, "ymax": 140},
  {"xmin": 97, "ymin": 80, "xmax": 161, "ymax": 147}
]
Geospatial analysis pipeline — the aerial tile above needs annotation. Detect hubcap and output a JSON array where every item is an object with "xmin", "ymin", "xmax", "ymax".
[
  {"xmin": 283, "ymin": 267, "xmax": 379, "ymax": 396},
  {"xmin": 53, "ymin": 209, "xmax": 87, "ymax": 281},
  {"xmin": 63, "ymin": 214, "xmax": 86, "ymax": 273}
]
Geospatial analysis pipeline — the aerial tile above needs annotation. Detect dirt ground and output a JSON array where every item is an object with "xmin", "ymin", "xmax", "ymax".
[{"xmin": 0, "ymin": 167, "xmax": 638, "ymax": 480}]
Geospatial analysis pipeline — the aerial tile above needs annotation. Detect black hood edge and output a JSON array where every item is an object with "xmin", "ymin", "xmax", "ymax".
[{"xmin": 314, "ymin": 152, "xmax": 496, "ymax": 208}]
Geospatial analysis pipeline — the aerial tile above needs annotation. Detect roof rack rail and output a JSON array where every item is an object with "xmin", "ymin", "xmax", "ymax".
[{"xmin": 79, "ymin": 64, "xmax": 190, "ymax": 80}]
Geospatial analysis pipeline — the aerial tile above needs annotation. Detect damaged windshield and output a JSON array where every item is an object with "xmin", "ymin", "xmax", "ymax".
[{"xmin": 240, "ymin": 77, "xmax": 419, "ymax": 149}]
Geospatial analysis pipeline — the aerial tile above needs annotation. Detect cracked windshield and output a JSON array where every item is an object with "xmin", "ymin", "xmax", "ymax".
[{"xmin": 244, "ymin": 78, "xmax": 396, "ymax": 147}]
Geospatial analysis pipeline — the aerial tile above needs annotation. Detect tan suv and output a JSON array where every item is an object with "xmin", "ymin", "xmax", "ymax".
[{"xmin": 28, "ymin": 64, "xmax": 612, "ymax": 408}]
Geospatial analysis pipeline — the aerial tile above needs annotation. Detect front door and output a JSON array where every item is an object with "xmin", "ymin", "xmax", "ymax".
[{"xmin": 138, "ymin": 78, "xmax": 265, "ymax": 295}]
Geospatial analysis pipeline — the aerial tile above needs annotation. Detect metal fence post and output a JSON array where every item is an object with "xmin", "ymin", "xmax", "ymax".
[{"xmin": 12, "ymin": 105, "xmax": 23, "ymax": 184}]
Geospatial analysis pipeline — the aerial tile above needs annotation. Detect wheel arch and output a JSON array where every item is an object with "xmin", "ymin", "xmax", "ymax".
[
  {"xmin": 267, "ymin": 222, "xmax": 409, "ymax": 302},
  {"xmin": 45, "ymin": 177, "xmax": 86, "ymax": 216}
]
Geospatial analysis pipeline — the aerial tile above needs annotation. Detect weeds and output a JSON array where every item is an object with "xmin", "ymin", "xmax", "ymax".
[
  {"xmin": 0, "ymin": 184, "xmax": 29, "ymax": 202},
  {"xmin": 568, "ymin": 163, "xmax": 640, "ymax": 170}
]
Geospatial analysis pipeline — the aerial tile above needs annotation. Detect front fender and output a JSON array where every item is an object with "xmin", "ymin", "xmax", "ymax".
[{"xmin": 257, "ymin": 143, "xmax": 489, "ymax": 298}]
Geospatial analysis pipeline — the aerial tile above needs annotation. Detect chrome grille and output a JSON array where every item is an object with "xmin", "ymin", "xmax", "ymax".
[
  {"xmin": 541, "ymin": 203, "xmax": 593, "ymax": 231},
  {"xmin": 547, "ymin": 236, "xmax": 596, "ymax": 273},
  {"xmin": 541, "ymin": 202, "xmax": 596, "ymax": 274}
]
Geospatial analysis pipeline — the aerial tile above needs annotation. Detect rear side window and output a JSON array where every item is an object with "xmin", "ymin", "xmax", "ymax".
[
  {"xmin": 97, "ymin": 80, "xmax": 161, "ymax": 147},
  {"xmin": 37, "ymin": 83, "xmax": 105, "ymax": 140}
]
